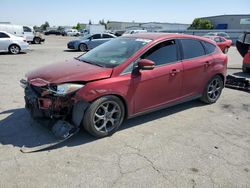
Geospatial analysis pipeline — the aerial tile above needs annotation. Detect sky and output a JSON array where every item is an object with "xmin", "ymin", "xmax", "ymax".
[{"xmin": 1, "ymin": 0, "xmax": 249, "ymax": 27}]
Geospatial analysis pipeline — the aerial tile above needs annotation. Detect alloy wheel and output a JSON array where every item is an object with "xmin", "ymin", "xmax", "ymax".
[
  {"xmin": 207, "ymin": 78, "xmax": 222, "ymax": 101},
  {"xmin": 93, "ymin": 101, "xmax": 122, "ymax": 133},
  {"xmin": 10, "ymin": 45, "xmax": 20, "ymax": 54}
]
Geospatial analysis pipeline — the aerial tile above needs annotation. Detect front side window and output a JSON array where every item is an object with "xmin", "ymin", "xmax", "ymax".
[
  {"xmin": 214, "ymin": 37, "xmax": 221, "ymax": 43},
  {"xmin": 0, "ymin": 32, "xmax": 10, "ymax": 38},
  {"xmin": 245, "ymin": 34, "xmax": 250, "ymax": 44},
  {"xmin": 180, "ymin": 39, "xmax": 205, "ymax": 59},
  {"xmin": 141, "ymin": 40, "xmax": 178, "ymax": 66},
  {"xmin": 92, "ymin": 34, "xmax": 101, "ymax": 39},
  {"xmin": 23, "ymin": 26, "xmax": 32, "ymax": 32}
]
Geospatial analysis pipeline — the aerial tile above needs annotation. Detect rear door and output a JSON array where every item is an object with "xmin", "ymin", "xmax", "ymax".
[
  {"xmin": 179, "ymin": 38, "xmax": 213, "ymax": 97},
  {"xmin": 89, "ymin": 34, "xmax": 107, "ymax": 49},
  {"xmin": 133, "ymin": 39, "xmax": 183, "ymax": 113},
  {"xmin": 0, "ymin": 32, "xmax": 11, "ymax": 52}
]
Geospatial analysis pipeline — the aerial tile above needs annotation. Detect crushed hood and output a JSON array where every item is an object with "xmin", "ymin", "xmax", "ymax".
[{"xmin": 27, "ymin": 58, "xmax": 113, "ymax": 84}]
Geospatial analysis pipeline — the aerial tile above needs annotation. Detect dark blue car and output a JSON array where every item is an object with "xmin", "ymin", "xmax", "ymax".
[{"xmin": 67, "ymin": 33, "xmax": 116, "ymax": 52}]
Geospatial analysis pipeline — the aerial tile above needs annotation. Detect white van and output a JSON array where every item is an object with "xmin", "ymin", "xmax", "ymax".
[
  {"xmin": 0, "ymin": 24, "xmax": 44, "ymax": 44},
  {"xmin": 122, "ymin": 30, "xmax": 147, "ymax": 36}
]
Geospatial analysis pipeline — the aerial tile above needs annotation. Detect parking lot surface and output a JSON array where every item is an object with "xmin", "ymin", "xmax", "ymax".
[{"xmin": 0, "ymin": 36, "xmax": 250, "ymax": 188}]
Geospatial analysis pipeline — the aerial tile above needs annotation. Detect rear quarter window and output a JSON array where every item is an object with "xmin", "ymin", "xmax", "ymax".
[
  {"xmin": 202, "ymin": 41, "xmax": 217, "ymax": 54},
  {"xmin": 180, "ymin": 39, "xmax": 205, "ymax": 59}
]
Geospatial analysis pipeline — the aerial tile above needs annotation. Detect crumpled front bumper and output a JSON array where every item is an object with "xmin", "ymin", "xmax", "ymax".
[{"xmin": 23, "ymin": 83, "xmax": 89, "ymax": 126}]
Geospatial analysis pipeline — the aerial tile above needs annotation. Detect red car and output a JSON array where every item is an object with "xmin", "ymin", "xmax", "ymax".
[
  {"xmin": 205, "ymin": 36, "xmax": 232, "ymax": 54},
  {"xmin": 21, "ymin": 33, "xmax": 227, "ymax": 138}
]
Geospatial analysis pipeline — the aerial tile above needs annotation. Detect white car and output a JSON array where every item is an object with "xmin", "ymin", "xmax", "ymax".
[
  {"xmin": 64, "ymin": 29, "xmax": 80, "ymax": 36},
  {"xmin": 0, "ymin": 31, "xmax": 29, "ymax": 54}
]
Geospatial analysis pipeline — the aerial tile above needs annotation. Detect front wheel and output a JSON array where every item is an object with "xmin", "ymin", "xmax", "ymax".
[
  {"xmin": 242, "ymin": 67, "xmax": 250, "ymax": 73},
  {"xmin": 200, "ymin": 75, "xmax": 223, "ymax": 104},
  {"xmin": 83, "ymin": 96, "xmax": 125, "ymax": 138},
  {"xmin": 9, "ymin": 44, "xmax": 20, "ymax": 54},
  {"xmin": 79, "ymin": 43, "xmax": 87, "ymax": 52}
]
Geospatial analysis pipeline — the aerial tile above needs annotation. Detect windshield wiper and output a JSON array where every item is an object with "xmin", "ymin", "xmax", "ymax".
[{"xmin": 74, "ymin": 57, "xmax": 105, "ymax": 68}]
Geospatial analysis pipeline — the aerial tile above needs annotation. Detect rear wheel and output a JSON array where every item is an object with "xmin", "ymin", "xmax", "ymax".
[
  {"xmin": 9, "ymin": 44, "xmax": 20, "ymax": 54},
  {"xmin": 223, "ymin": 47, "xmax": 229, "ymax": 54},
  {"xmin": 200, "ymin": 75, "xmax": 223, "ymax": 104},
  {"xmin": 242, "ymin": 67, "xmax": 250, "ymax": 73},
  {"xmin": 79, "ymin": 43, "xmax": 87, "ymax": 52},
  {"xmin": 83, "ymin": 96, "xmax": 125, "ymax": 138},
  {"xmin": 33, "ymin": 37, "xmax": 41, "ymax": 44}
]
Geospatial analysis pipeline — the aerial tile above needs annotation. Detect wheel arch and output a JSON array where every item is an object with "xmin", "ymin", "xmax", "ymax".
[
  {"xmin": 8, "ymin": 43, "xmax": 21, "ymax": 51},
  {"xmin": 89, "ymin": 94, "xmax": 128, "ymax": 119},
  {"xmin": 78, "ymin": 42, "xmax": 88, "ymax": 50}
]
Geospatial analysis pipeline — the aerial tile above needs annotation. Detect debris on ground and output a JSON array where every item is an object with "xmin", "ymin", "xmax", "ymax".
[
  {"xmin": 225, "ymin": 75, "xmax": 250, "ymax": 92},
  {"xmin": 20, "ymin": 120, "xmax": 79, "ymax": 153}
]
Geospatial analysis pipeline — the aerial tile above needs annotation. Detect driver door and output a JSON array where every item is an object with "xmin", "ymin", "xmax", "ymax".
[{"xmin": 132, "ymin": 39, "xmax": 183, "ymax": 113}]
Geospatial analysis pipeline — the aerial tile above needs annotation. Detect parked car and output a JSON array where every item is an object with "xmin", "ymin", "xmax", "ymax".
[
  {"xmin": 205, "ymin": 36, "xmax": 232, "ymax": 53},
  {"xmin": 44, "ymin": 30, "xmax": 62, "ymax": 35},
  {"xmin": 204, "ymin": 32, "xmax": 230, "ymax": 39},
  {"xmin": 67, "ymin": 33, "xmax": 116, "ymax": 51},
  {"xmin": 236, "ymin": 32, "xmax": 250, "ymax": 72},
  {"xmin": 122, "ymin": 30, "xmax": 147, "ymax": 36},
  {"xmin": 0, "ymin": 31, "xmax": 29, "ymax": 54},
  {"xmin": 63, "ymin": 29, "xmax": 80, "ymax": 36},
  {"xmin": 21, "ymin": 33, "xmax": 227, "ymax": 138},
  {"xmin": 0, "ymin": 24, "xmax": 45, "ymax": 44}
]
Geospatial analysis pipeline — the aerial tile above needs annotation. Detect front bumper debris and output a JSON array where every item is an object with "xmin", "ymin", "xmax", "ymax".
[
  {"xmin": 21, "ymin": 120, "xmax": 80, "ymax": 153},
  {"xmin": 20, "ymin": 80, "xmax": 89, "ymax": 153},
  {"xmin": 225, "ymin": 75, "xmax": 250, "ymax": 92}
]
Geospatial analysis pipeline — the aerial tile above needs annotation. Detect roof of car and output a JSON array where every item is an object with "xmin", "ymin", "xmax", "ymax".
[{"xmin": 121, "ymin": 32, "xmax": 214, "ymax": 42}]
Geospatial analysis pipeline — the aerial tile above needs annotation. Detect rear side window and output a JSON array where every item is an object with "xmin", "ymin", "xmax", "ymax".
[
  {"xmin": 0, "ymin": 32, "xmax": 10, "ymax": 38},
  {"xmin": 203, "ymin": 42, "xmax": 217, "ymax": 54},
  {"xmin": 103, "ymin": 34, "xmax": 114, "ymax": 38},
  {"xmin": 180, "ymin": 39, "xmax": 205, "ymax": 59},
  {"xmin": 142, "ymin": 40, "xmax": 178, "ymax": 66}
]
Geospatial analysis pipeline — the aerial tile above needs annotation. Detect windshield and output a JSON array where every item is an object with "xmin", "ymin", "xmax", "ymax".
[{"xmin": 78, "ymin": 38, "xmax": 152, "ymax": 68}]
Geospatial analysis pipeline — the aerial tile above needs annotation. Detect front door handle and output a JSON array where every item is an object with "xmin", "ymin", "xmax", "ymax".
[{"xmin": 170, "ymin": 69, "xmax": 180, "ymax": 76}]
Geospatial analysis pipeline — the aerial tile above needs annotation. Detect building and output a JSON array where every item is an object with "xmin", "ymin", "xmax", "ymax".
[
  {"xmin": 200, "ymin": 14, "xmax": 250, "ymax": 30},
  {"xmin": 106, "ymin": 21, "xmax": 141, "ymax": 30},
  {"xmin": 106, "ymin": 21, "xmax": 190, "ymax": 31}
]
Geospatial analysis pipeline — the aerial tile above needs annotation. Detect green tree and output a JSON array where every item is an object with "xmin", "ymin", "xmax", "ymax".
[
  {"xmin": 73, "ymin": 23, "xmax": 81, "ymax": 30},
  {"xmin": 41, "ymin": 21, "xmax": 50, "ymax": 31},
  {"xmin": 188, "ymin": 18, "xmax": 213, "ymax": 30}
]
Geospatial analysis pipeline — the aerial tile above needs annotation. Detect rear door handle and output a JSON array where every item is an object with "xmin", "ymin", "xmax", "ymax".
[{"xmin": 170, "ymin": 69, "xmax": 180, "ymax": 76}]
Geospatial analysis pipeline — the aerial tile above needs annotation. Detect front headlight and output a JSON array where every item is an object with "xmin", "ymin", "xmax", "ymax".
[{"xmin": 54, "ymin": 83, "xmax": 84, "ymax": 96}]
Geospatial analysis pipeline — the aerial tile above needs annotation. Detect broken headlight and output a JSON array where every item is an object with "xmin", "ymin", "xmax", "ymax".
[{"xmin": 52, "ymin": 83, "xmax": 84, "ymax": 96}]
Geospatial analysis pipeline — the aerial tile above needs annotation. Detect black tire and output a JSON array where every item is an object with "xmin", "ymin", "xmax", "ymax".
[
  {"xmin": 242, "ymin": 67, "xmax": 250, "ymax": 73},
  {"xmin": 83, "ymin": 96, "xmax": 125, "ymax": 138},
  {"xmin": 223, "ymin": 47, "xmax": 229, "ymax": 54},
  {"xmin": 33, "ymin": 37, "xmax": 41, "ymax": 44},
  {"xmin": 200, "ymin": 75, "xmax": 223, "ymax": 104},
  {"xmin": 79, "ymin": 43, "xmax": 87, "ymax": 52},
  {"xmin": 9, "ymin": 44, "xmax": 20, "ymax": 54}
]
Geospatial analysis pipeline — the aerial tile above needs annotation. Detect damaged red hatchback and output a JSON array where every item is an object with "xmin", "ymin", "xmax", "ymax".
[{"xmin": 21, "ymin": 33, "xmax": 227, "ymax": 138}]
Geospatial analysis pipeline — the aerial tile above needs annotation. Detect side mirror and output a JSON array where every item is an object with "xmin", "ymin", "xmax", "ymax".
[{"xmin": 137, "ymin": 59, "xmax": 155, "ymax": 70}]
